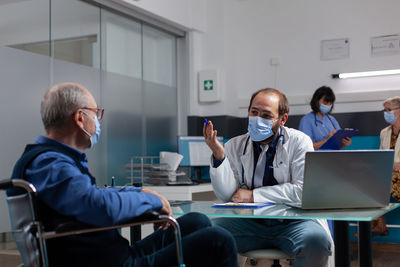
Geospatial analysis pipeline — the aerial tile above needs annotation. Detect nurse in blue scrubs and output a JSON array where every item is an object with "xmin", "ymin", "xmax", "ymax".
[{"xmin": 299, "ymin": 86, "xmax": 352, "ymax": 150}]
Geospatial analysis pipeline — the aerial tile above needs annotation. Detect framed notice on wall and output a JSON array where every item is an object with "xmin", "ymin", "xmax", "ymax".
[
  {"xmin": 320, "ymin": 38, "xmax": 350, "ymax": 61},
  {"xmin": 371, "ymin": 35, "xmax": 400, "ymax": 56}
]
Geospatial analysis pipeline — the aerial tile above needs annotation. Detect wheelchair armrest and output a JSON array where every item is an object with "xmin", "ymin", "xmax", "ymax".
[
  {"xmin": 43, "ymin": 210, "xmax": 184, "ymax": 266},
  {"xmin": 55, "ymin": 221, "xmax": 94, "ymax": 233},
  {"xmin": 54, "ymin": 210, "xmax": 161, "ymax": 234},
  {"xmin": 124, "ymin": 210, "xmax": 160, "ymax": 223}
]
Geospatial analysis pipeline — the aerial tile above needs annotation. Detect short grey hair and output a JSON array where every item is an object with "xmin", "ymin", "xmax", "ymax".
[
  {"xmin": 383, "ymin": 96, "xmax": 400, "ymax": 110},
  {"xmin": 41, "ymin": 83, "xmax": 90, "ymax": 131}
]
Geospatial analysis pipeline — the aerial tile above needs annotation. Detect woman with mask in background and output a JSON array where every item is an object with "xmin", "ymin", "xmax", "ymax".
[
  {"xmin": 371, "ymin": 96, "xmax": 400, "ymax": 236},
  {"xmin": 299, "ymin": 86, "xmax": 352, "ymax": 150}
]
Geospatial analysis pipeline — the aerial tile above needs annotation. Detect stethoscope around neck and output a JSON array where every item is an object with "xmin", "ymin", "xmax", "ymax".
[
  {"xmin": 314, "ymin": 112, "xmax": 334, "ymax": 127},
  {"xmin": 314, "ymin": 113, "xmax": 335, "ymax": 138},
  {"xmin": 240, "ymin": 127, "xmax": 285, "ymax": 189}
]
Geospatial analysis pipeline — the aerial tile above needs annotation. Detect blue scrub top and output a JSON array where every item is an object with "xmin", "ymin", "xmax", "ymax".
[{"xmin": 299, "ymin": 112, "xmax": 341, "ymax": 143}]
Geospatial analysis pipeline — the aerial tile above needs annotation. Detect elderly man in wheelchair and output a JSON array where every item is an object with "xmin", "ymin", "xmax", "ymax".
[{"xmin": 4, "ymin": 82, "xmax": 238, "ymax": 267}]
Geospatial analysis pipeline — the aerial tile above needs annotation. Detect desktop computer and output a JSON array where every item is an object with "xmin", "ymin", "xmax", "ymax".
[{"xmin": 177, "ymin": 136, "xmax": 224, "ymax": 183}]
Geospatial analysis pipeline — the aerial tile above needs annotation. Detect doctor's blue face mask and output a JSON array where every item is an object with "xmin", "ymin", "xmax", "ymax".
[
  {"xmin": 319, "ymin": 103, "xmax": 332, "ymax": 114},
  {"xmin": 384, "ymin": 111, "xmax": 398, "ymax": 125},
  {"xmin": 248, "ymin": 116, "xmax": 276, "ymax": 142}
]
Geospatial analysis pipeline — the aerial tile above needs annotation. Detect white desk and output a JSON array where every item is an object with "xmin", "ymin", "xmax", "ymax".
[
  {"xmin": 122, "ymin": 183, "xmax": 215, "ymax": 241},
  {"xmin": 147, "ymin": 183, "xmax": 214, "ymax": 201}
]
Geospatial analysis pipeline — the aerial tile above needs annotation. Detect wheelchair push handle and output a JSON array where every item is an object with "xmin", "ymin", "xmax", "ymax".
[
  {"xmin": 0, "ymin": 178, "xmax": 37, "ymax": 193},
  {"xmin": 0, "ymin": 179, "xmax": 13, "ymax": 190}
]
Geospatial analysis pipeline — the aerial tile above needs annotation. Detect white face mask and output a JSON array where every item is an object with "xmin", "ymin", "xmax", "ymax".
[{"xmin": 82, "ymin": 112, "xmax": 101, "ymax": 148}]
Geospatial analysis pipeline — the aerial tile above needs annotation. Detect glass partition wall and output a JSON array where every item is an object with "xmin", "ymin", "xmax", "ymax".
[{"xmin": 0, "ymin": 0, "xmax": 178, "ymax": 235}]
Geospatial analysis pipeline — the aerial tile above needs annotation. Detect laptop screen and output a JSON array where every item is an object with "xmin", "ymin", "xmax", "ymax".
[{"xmin": 301, "ymin": 150, "xmax": 394, "ymax": 209}]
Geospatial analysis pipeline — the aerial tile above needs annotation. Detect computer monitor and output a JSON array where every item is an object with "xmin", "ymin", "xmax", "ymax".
[{"xmin": 177, "ymin": 136, "xmax": 224, "ymax": 166}]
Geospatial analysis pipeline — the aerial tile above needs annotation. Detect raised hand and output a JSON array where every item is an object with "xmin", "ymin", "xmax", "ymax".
[{"xmin": 203, "ymin": 120, "xmax": 225, "ymax": 160}]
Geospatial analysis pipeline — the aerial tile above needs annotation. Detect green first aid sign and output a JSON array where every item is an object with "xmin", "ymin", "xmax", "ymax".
[
  {"xmin": 199, "ymin": 70, "xmax": 220, "ymax": 102},
  {"xmin": 203, "ymin": 80, "xmax": 213, "ymax": 91}
]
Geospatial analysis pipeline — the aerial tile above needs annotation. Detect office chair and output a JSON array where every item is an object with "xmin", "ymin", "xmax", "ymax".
[
  {"xmin": 241, "ymin": 248, "xmax": 293, "ymax": 267},
  {"xmin": 0, "ymin": 178, "xmax": 185, "ymax": 267}
]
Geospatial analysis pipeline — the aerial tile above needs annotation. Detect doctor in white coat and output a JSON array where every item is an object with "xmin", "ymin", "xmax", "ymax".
[{"xmin": 204, "ymin": 88, "xmax": 333, "ymax": 267}]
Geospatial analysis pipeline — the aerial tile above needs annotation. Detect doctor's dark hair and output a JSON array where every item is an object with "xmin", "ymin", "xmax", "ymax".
[
  {"xmin": 310, "ymin": 86, "xmax": 336, "ymax": 114},
  {"xmin": 41, "ymin": 83, "xmax": 90, "ymax": 131},
  {"xmin": 248, "ymin": 88, "xmax": 289, "ymax": 117}
]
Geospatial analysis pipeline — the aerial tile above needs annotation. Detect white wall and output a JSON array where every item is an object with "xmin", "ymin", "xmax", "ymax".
[
  {"xmin": 117, "ymin": 0, "xmax": 206, "ymax": 32},
  {"xmin": 123, "ymin": 0, "xmax": 400, "ymax": 117},
  {"xmin": 201, "ymin": 0, "xmax": 400, "ymax": 116}
]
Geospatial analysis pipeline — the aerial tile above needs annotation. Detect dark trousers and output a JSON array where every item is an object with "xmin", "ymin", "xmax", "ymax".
[{"xmin": 124, "ymin": 212, "xmax": 238, "ymax": 267}]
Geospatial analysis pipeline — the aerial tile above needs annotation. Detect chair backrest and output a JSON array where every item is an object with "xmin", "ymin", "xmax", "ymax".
[
  {"xmin": 0, "ymin": 179, "xmax": 45, "ymax": 267},
  {"xmin": 7, "ymin": 192, "xmax": 42, "ymax": 267}
]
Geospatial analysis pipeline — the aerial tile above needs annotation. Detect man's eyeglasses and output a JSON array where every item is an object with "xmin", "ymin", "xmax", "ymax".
[{"xmin": 82, "ymin": 107, "xmax": 104, "ymax": 120}]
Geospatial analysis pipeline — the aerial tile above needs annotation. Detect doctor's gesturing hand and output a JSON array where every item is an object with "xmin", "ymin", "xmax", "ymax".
[
  {"xmin": 204, "ymin": 120, "xmax": 254, "ymax": 203},
  {"xmin": 203, "ymin": 120, "xmax": 225, "ymax": 160}
]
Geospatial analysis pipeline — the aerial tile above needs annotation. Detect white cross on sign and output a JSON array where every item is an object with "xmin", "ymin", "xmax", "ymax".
[{"xmin": 204, "ymin": 80, "xmax": 213, "ymax": 91}]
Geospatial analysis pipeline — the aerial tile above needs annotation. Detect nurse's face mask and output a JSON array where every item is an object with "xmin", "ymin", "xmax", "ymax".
[{"xmin": 319, "ymin": 103, "xmax": 332, "ymax": 114}]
